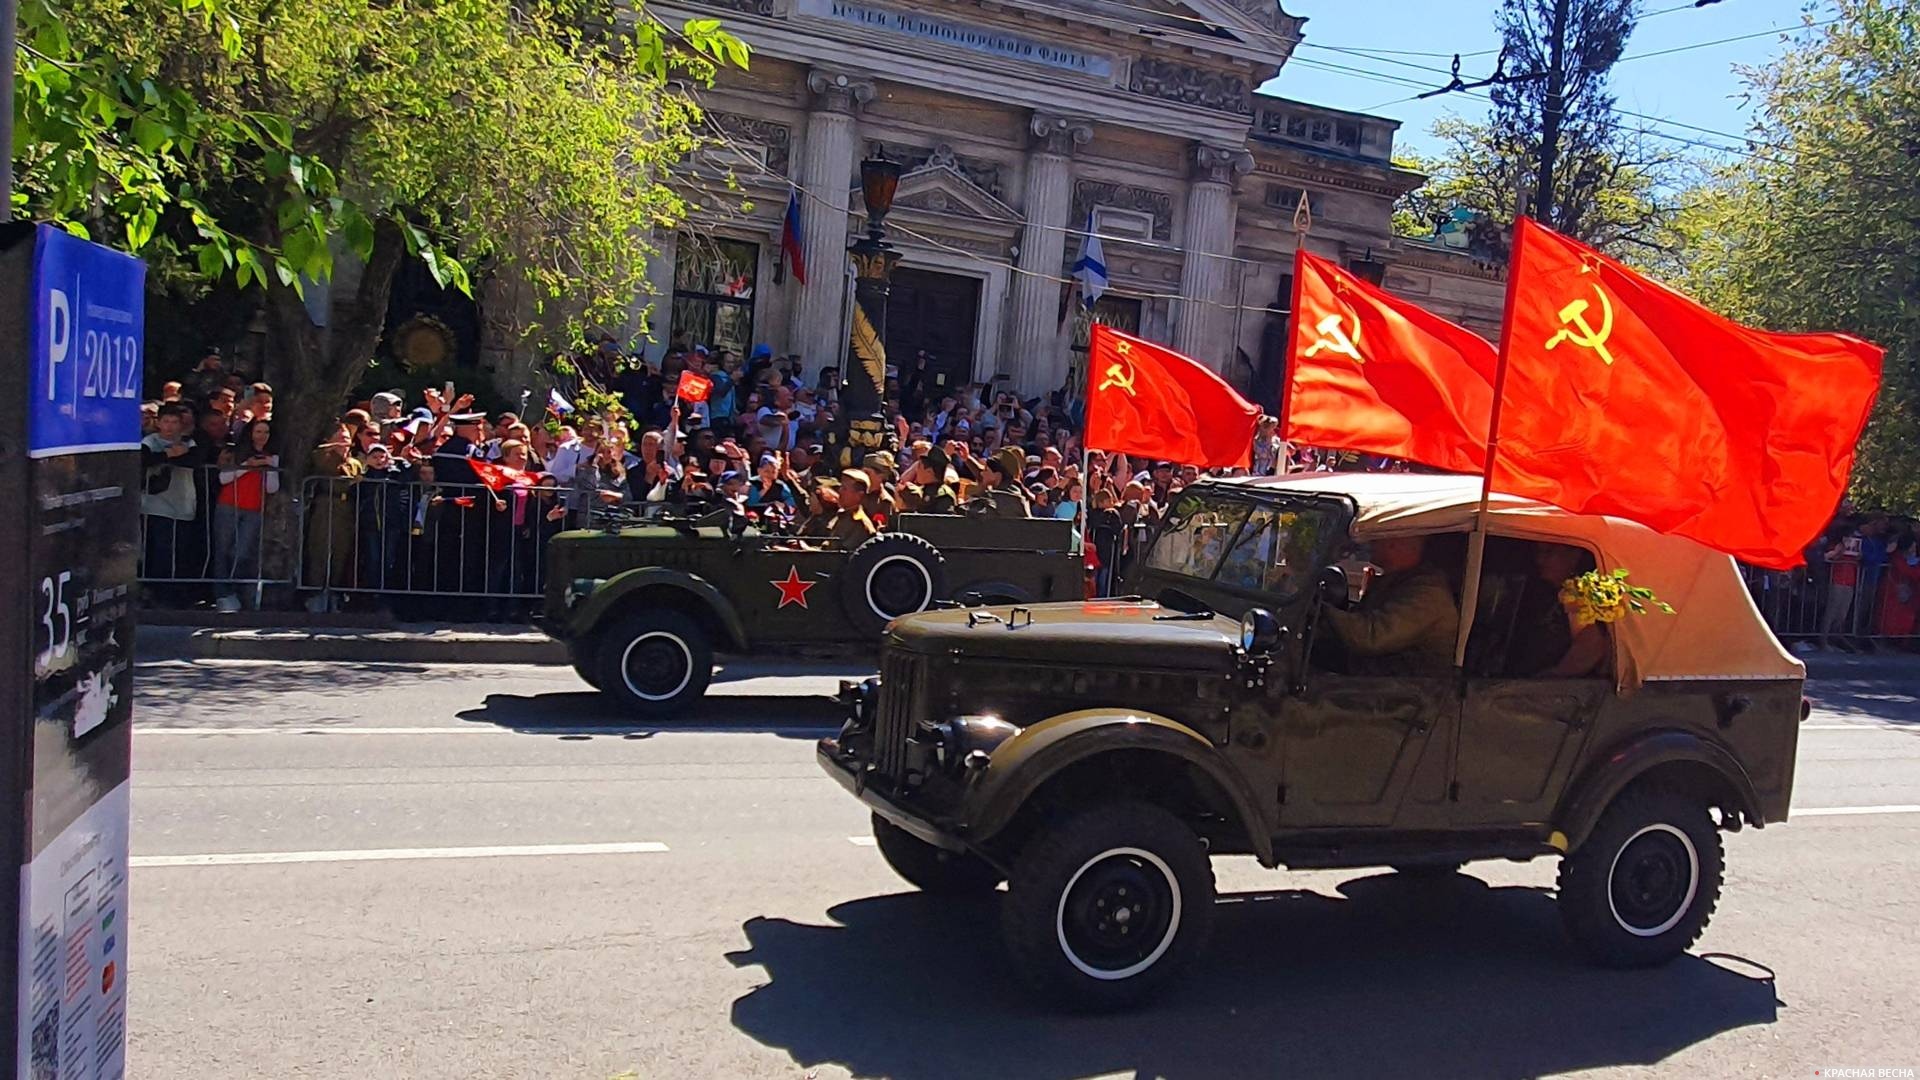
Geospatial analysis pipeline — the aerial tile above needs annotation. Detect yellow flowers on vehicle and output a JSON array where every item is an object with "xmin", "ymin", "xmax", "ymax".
[{"xmin": 1560, "ymin": 567, "xmax": 1675, "ymax": 629}]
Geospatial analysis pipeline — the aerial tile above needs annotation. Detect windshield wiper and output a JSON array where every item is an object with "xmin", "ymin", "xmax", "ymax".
[{"xmin": 1153, "ymin": 610, "xmax": 1215, "ymax": 621}]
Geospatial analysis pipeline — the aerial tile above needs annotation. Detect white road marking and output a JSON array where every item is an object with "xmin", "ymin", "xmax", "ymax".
[
  {"xmin": 848, "ymin": 836, "xmax": 877, "ymax": 847},
  {"xmin": 1802, "ymin": 723, "xmax": 1910, "ymax": 731},
  {"xmin": 1791, "ymin": 805, "xmax": 1920, "ymax": 818},
  {"xmin": 137, "ymin": 726, "xmax": 507, "ymax": 736},
  {"xmin": 132, "ymin": 841, "xmax": 670, "ymax": 868}
]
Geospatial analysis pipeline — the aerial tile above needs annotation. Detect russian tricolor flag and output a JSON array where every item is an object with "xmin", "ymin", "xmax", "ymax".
[{"xmin": 782, "ymin": 190, "xmax": 808, "ymax": 286}]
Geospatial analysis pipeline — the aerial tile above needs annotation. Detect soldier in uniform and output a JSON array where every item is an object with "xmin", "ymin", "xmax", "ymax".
[
  {"xmin": 797, "ymin": 478, "xmax": 839, "ymax": 538},
  {"xmin": 860, "ymin": 451, "xmax": 901, "ymax": 524},
  {"xmin": 1322, "ymin": 534, "xmax": 1459, "ymax": 677},
  {"xmin": 966, "ymin": 446, "xmax": 1032, "ymax": 519},
  {"xmin": 829, "ymin": 469, "xmax": 880, "ymax": 545},
  {"xmin": 900, "ymin": 444, "xmax": 959, "ymax": 514}
]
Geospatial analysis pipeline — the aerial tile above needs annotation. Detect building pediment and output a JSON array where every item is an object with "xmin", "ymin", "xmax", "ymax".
[{"xmin": 881, "ymin": 160, "xmax": 1022, "ymax": 225}]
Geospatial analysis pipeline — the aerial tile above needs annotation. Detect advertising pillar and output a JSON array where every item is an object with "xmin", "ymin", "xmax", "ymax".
[{"xmin": 0, "ymin": 223, "xmax": 143, "ymax": 1078}]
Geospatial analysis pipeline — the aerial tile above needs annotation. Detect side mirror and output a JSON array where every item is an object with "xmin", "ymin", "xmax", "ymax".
[
  {"xmin": 1239, "ymin": 607, "xmax": 1285, "ymax": 655},
  {"xmin": 1317, "ymin": 565, "xmax": 1350, "ymax": 600}
]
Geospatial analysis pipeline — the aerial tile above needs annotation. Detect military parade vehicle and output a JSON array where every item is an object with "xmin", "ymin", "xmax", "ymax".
[
  {"xmin": 820, "ymin": 472, "xmax": 1807, "ymax": 1009},
  {"xmin": 539, "ymin": 509, "xmax": 1082, "ymax": 714}
]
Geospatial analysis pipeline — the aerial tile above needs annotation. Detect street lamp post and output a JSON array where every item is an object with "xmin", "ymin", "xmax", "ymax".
[{"xmin": 830, "ymin": 157, "xmax": 903, "ymax": 471}]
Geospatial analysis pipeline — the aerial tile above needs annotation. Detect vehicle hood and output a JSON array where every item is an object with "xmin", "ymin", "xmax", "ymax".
[{"xmin": 888, "ymin": 600, "xmax": 1241, "ymax": 672}]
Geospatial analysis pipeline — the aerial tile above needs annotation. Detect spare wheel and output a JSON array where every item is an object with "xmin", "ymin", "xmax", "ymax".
[{"xmin": 842, "ymin": 533, "xmax": 949, "ymax": 634}]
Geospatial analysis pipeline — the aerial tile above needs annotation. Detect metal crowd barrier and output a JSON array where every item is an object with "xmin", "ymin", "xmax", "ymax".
[
  {"xmin": 138, "ymin": 464, "xmax": 294, "ymax": 608},
  {"xmin": 296, "ymin": 473, "xmax": 571, "ymax": 599},
  {"xmin": 1741, "ymin": 561, "xmax": 1919, "ymax": 645}
]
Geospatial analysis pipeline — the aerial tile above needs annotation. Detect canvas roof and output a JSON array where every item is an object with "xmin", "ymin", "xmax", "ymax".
[{"xmin": 1222, "ymin": 472, "xmax": 1803, "ymax": 690}]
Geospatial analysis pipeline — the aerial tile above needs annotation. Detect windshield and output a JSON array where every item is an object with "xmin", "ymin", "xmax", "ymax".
[{"xmin": 1144, "ymin": 492, "xmax": 1338, "ymax": 604}]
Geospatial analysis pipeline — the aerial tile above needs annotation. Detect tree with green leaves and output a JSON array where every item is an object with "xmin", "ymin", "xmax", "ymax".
[
  {"xmin": 1670, "ymin": 1, "xmax": 1917, "ymax": 510},
  {"xmin": 1392, "ymin": 114, "xmax": 1682, "ymax": 260},
  {"xmin": 15, "ymin": 0, "xmax": 746, "ymax": 561}
]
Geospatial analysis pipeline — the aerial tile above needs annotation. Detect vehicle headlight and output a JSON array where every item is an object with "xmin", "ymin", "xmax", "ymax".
[
  {"xmin": 1240, "ymin": 607, "xmax": 1283, "ymax": 654},
  {"xmin": 566, "ymin": 578, "xmax": 604, "ymax": 607},
  {"xmin": 927, "ymin": 714, "xmax": 1023, "ymax": 770}
]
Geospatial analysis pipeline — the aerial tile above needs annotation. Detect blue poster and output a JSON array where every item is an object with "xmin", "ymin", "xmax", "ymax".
[{"xmin": 28, "ymin": 224, "xmax": 147, "ymax": 459}]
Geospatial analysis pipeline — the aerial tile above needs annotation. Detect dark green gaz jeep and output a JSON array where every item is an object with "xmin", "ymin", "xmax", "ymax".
[
  {"xmin": 820, "ymin": 472, "xmax": 1806, "ymax": 1009},
  {"xmin": 540, "ymin": 511, "xmax": 1082, "ymax": 714}
]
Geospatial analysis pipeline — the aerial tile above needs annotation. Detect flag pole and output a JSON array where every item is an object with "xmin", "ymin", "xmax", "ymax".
[
  {"xmin": 1277, "ymin": 247, "xmax": 1308, "ymax": 464},
  {"xmin": 1452, "ymin": 217, "xmax": 1528, "ymax": 668}
]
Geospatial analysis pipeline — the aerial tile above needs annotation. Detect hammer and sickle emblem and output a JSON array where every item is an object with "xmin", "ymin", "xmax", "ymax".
[
  {"xmin": 1099, "ymin": 355, "xmax": 1138, "ymax": 396},
  {"xmin": 1303, "ymin": 312, "xmax": 1363, "ymax": 363},
  {"xmin": 1544, "ymin": 284, "xmax": 1617, "ymax": 366}
]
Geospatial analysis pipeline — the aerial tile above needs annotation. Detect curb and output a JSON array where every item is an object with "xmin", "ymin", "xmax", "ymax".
[{"xmin": 136, "ymin": 624, "xmax": 568, "ymax": 665}]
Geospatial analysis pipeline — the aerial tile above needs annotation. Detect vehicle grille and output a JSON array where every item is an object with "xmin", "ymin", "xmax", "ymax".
[{"xmin": 874, "ymin": 651, "xmax": 924, "ymax": 785}]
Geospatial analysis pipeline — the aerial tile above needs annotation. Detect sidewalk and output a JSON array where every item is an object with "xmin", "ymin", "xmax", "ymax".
[{"xmin": 137, "ymin": 621, "xmax": 567, "ymax": 665}]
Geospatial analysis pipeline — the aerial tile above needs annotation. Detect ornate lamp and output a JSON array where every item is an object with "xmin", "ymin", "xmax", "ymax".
[
  {"xmin": 834, "ymin": 157, "xmax": 905, "ymax": 468},
  {"xmin": 859, "ymin": 158, "xmax": 903, "ymax": 239}
]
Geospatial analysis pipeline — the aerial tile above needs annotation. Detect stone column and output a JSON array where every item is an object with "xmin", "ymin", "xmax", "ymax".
[
  {"xmin": 1173, "ymin": 144, "xmax": 1253, "ymax": 368},
  {"xmin": 792, "ymin": 70, "xmax": 871, "ymax": 377},
  {"xmin": 1004, "ymin": 113, "xmax": 1091, "ymax": 396}
]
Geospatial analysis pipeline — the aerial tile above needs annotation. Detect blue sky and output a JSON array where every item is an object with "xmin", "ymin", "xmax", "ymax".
[{"xmin": 1259, "ymin": 0, "xmax": 1832, "ymax": 161}]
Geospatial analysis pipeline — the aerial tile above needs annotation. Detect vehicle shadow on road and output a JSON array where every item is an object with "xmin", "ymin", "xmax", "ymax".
[
  {"xmin": 455, "ymin": 692, "xmax": 845, "ymax": 737},
  {"xmin": 726, "ymin": 872, "xmax": 1779, "ymax": 1080}
]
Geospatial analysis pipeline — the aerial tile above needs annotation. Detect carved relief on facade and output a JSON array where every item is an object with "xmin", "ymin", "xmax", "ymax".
[
  {"xmin": 1220, "ymin": 0, "xmax": 1308, "ymax": 35},
  {"xmin": 1127, "ymin": 58, "xmax": 1251, "ymax": 116},
  {"xmin": 1071, "ymin": 179, "xmax": 1173, "ymax": 241},
  {"xmin": 708, "ymin": 112, "xmax": 792, "ymax": 176},
  {"xmin": 1030, "ymin": 114, "xmax": 1093, "ymax": 157},
  {"xmin": 864, "ymin": 139, "xmax": 1008, "ymax": 201}
]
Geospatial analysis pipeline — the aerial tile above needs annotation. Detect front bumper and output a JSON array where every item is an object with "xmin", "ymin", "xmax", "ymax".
[{"xmin": 816, "ymin": 737, "xmax": 969, "ymax": 853}]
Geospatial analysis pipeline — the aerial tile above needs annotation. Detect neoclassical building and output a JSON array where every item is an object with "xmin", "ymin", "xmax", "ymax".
[{"xmin": 640, "ymin": 0, "xmax": 1507, "ymax": 405}]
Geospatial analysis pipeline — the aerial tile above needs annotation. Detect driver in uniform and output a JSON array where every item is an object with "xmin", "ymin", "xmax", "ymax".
[{"xmin": 1323, "ymin": 534, "xmax": 1459, "ymax": 677}]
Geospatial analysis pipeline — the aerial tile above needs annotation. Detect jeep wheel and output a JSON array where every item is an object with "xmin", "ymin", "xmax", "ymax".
[
  {"xmin": 568, "ymin": 638, "xmax": 602, "ymax": 691},
  {"xmin": 1002, "ymin": 801, "xmax": 1215, "ymax": 1011},
  {"xmin": 1557, "ymin": 785, "xmax": 1723, "ymax": 967},
  {"xmin": 871, "ymin": 815, "xmax": 1002, "ymax": 896},
  {"xmin": 842, "ymin": 533, "xmax": 949, "ymax": 635},
  {"xmin": 595, "ymin": 610, "xmax": 713, "ymax": 718}
]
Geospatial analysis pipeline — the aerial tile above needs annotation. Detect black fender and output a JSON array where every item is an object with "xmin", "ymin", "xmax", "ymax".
[
  {"xmin": 965, "ymin": 709, "xmax": 1276, "ymax": 866},
  {"xmin": 573, "ymin": 567, "xmax": 748, "ymax": 651},
  {"xmin": 1553, "ymin": 728, "xmax": 1765, "ymax": 853}
]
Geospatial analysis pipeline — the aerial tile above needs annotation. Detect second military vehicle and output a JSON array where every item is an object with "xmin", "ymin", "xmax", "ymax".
[{"xmin": 540, "ymin": 510, "xmax": 1083, "ymax": 715}]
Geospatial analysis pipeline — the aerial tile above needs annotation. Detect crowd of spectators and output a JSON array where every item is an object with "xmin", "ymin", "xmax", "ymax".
[
  {"xmin": 142, "ymin": 335, "xmax": 1914, "ymax": 643},
  {"xmin": 1767, "ymin": 511, "xmax": 1920, "ymax": 651},
  {"xmin": 137, "ymin": 337, "xmax": 1395, "ymax": 619}
]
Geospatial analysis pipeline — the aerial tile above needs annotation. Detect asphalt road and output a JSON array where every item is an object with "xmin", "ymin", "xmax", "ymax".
[{"xmin": 127, "ymin": 655, "xmax": 1920, "ymax": 1079}]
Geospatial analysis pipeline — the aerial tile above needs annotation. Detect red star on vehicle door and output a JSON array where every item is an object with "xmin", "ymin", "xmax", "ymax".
[{"xmin": 771, "ymin": 566, "xmax": 817, "ymax": 609}]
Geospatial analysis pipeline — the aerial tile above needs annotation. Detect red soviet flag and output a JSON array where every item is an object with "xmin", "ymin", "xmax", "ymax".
[
  {"xmin": 1285, "ymin": 249, "xmax": 1497, "ymax": 473},
  {"xmin": 675, "ymin": 369, "xmax": 713, "ymax": 403},
  {"xmin": 1494, "ymin": 217, "xmax": 1883, "ymax": 569},
  {"xmin": 470, "ymin": 458, "xmax": 539, "ymax": 494},
  {"xmin": 1084, "ymin": 324, "xmax": 1261, "ymax": 468}
]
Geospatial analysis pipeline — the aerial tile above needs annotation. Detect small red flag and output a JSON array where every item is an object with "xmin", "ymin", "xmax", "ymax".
[
  {"xmin": 676, "ymin": 369, "xmax": 713, "ymax": 403},
  {"xmin": 1084, "ymin": 324, "xmax": 1261, "ymax": 468},
  {"xmin": 1285, "ymin": 250, "xmax": 1497, "ymax": 474},
  {"xmin": 470, "ymin": 458, "xmax": 538, "ymax": 494},
  {"xmin": 1494, "ymin": 217, "xmax": 1884, "ymax": 569}
]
